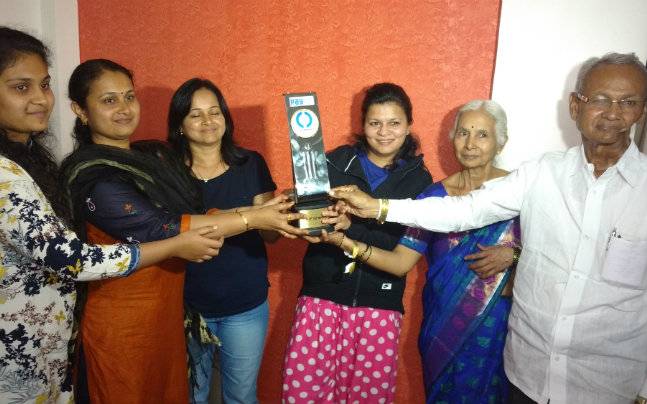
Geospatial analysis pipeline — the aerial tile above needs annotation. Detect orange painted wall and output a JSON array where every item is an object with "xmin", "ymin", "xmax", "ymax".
[{"xmin": 78, "ymin": 1, "xmax": 500, "ymax": 402}]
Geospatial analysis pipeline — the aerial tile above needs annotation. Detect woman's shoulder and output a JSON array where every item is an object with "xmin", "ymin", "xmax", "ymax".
[
  {"xmin": 393, "ymin": 154, "xmax": 433, "ymax": 191},
  {"xmin": 89, "ymin": 177, "xmax": 135, "ymax": 193},
  {"xmin": 131, "ymin": 139, "xmax": 179, "ymax": 161},
  {"xmin": 236, "ymin": 147, "xmax": 261, "ymax": 159},
  {"xmin": 405, "ymin": 154, "xmax": 431, "ymax": 175},
  {"xmin": 0, "ymin": 157, "xmax": 50, "ymax": 218},
  {"xmin": 326, "ymin": 144, "xmax": 355, "ymax": 160},
  {"xmin": 0, "ymin": 156, "xmax": 30, "ymax": 182},
  {"xmin": 231, "ymin": 147, "xmax": 267, "ymax": 169},
  {"xmin": 325, "ymin": 145, "xmax": 362, "ymax": 175},
  {"xmin": 416, "ymin": 181, "xmax": 448, "ymax": 199}
]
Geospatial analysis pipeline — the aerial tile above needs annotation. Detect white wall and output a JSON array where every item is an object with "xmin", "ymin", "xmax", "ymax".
[
  {"xmin": 492, "ymin": 0, "xmax": 647, "ymax": 170},
  {"xmin": 1, "ymin": 0, "xmax": 79, "ymax": 161}
]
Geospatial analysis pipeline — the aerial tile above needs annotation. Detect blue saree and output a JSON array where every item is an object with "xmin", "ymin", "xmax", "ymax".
[{"xmin": 400, "ymin": 183, "xmax": 520, "ymax": 404}]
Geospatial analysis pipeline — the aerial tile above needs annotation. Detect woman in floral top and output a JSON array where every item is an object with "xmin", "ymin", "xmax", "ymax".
[{"xmin": 0, "ymin": 27, "xmax": 223, "ymax": 403}]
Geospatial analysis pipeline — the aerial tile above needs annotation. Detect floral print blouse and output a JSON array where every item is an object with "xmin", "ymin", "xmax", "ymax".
[{"xmin": 0, "ymin": 156, "xmax": 139, "ymax": 404}]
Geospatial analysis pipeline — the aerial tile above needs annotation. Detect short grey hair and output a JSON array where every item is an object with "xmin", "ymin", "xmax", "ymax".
[
  {"xmin": 449, "ymin": 100, "xmax": 508, "ymax": 147},
  {"xmin": 575, "ymin": 52, "xmax": 647, "ymax": 94}
]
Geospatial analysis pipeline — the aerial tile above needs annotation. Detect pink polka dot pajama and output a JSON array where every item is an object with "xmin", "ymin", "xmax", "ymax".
[{"xmin": 282, "ymin": 296, "xmax": 402, "ymax": 404}]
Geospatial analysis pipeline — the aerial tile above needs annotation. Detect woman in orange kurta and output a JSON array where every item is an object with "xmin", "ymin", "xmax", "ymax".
[
  {"xmin": 61, "ymin": 59, "xmax": 303, "ymax": 403},
  {"xmin": 81, "ymin": 222, "xmax": 192, "ymax": 403},
  {"xmin": 61, "ymin": 58, "xmax": 204, "ymax": 403}
]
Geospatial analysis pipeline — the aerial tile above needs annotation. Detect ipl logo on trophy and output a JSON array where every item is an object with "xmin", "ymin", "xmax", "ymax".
[{"xmin": 284, "ymin": 92, "xmax": 334, "ymax": 235}]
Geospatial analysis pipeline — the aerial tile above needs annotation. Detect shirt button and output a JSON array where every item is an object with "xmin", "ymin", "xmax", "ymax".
[
  {"xmin": 554, "ymin": 355, "xmax": 560, "ymax": 362},
  {"xmin": 561, "ymin": 316, "xmax": 567, "ymax": 321}
]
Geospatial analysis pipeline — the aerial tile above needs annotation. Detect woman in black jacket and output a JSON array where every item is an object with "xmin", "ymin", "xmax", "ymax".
[{"xmin": 282, "ymin": 83, "xmax": 432, "ymax": 403}]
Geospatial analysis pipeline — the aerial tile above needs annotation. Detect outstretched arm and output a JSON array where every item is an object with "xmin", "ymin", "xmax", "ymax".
[
  {"xmin": 189, "ymin": 194, "xmax": 306, "ymax": 239},
  {"xmin": 253, "ymin": 191, "xmax": 281, "ymax": 242},
  {"xmin": 319, "ymin": 231, "xmax": 422, "ymax": 277},
  {"xmin": 0, "ymin": 174, "xmax": 221, "ymax": 283},
  {"xmin": 137, "ymin": 226, "xmax": 223, "ymax": 266},
  {"xmin": 332, "ymin": 162, "xmax": 533, "ymax": 233},
  {"xmin": 85, "ymin": 180, "xmax": 306, "ymax": 241}
]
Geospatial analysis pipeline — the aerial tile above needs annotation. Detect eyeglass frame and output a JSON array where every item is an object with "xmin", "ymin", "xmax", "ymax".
[{"xmin": 574, "ymin": 92, "xmax": 647, "ymax": 112}]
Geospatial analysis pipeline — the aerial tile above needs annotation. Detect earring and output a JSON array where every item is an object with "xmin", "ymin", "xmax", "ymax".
[{"xmin": 179, "ymin": 129, "xmax": 184, "ymax": 136}]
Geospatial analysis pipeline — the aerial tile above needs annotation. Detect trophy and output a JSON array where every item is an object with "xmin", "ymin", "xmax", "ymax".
[{"xmin": 284, "ymin": 92, "xmax": 334, "ymax": 235}]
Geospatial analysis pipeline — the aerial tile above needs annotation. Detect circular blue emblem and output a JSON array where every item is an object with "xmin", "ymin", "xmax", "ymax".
[{"xmin": 290, "ymin": 108, "xmax": 319, "ymax": 138}]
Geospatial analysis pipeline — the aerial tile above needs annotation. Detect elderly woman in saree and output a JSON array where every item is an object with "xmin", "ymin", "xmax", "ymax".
[{"xmin": 324, "ymin": 100, "xmax": 520, "ymax": 403}]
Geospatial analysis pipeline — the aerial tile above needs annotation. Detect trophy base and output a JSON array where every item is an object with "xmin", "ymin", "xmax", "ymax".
[{"xmin": 293, "ymin": 203, "xmax": 334, "ymax": 236}]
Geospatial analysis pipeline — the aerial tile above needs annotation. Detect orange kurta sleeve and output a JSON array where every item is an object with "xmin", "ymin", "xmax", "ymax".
[{"xmin": 180, "ymin": 214, "xmax": 192, "ymax": 233}]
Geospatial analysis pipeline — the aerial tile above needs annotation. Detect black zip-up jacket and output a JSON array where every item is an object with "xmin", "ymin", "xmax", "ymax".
[{"xmin": 300, "ymin": 144, "xmax": 433, "ymax": 313}]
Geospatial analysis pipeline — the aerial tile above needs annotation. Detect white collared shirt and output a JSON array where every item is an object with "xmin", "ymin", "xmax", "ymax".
[{"xmin": 388, "ymin": 143, "xmax": 647, "ymax": 404}]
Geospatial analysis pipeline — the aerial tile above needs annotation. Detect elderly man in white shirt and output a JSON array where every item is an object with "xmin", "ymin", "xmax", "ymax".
[{"xmin": 330, "ymin": 53, "xmax": 647, "ymax": 404}]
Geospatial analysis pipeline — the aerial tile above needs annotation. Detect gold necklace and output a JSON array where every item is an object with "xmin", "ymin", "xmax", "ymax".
[
  {"xmin": 193, "ymin": 166, "xmax": 209, "ymax": 182},
  {"xmin": 192, "ymin": 160, "xmax": 226, "ymax": 182}
]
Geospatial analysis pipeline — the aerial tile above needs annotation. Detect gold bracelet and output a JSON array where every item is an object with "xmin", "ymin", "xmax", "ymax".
[
  {"xmin": 336, "ymin": 233, "xmax": 346, "ymax": 248},
  {"xmin": 363, "ymin": 245, "xmax": 373, "ymax": 262},
  {"xmin": 635, "ymin": 396, "xmax": 647, "ymax": 404},
  {"xmin": 236, "ymin": 211, "xmax": 249, "ymax": 231},
  {"xmin": 344, "ymin": 241, "xmax": 360, "ymax": 259},
  {"xmin": 358, "ymin": 243, "xmax": 370, "ymax": 260},
  {"xmin": 377, "ymin": 199, "xmax": 389, "ymax": 224}
]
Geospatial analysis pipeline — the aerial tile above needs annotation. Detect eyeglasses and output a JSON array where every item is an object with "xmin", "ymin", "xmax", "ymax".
[{"xmin": 575, "ymin": 93, "xmax": 646, "ymax": 112}]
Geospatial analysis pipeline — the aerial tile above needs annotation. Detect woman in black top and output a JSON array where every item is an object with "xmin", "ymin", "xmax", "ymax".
[
  {"xmin": 168, "ymin": 78, "xmax": 280, "ymax": 404},
  {"xmin": 282, "ymin": 83, "xmax": 433, "ymax": 403}
]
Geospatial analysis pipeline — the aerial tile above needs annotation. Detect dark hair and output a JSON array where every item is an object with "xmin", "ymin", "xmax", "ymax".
[
  {"xmin": 68, "ymin": 59, "xmax": 134, "ymax": 147},
  {"xmin": 0, "ymin": 26, "xmax": 49, "ymax": 71},
  {"xmin": 167, "ymin": 78, "xmax": 245, "ymax": 167},
  {"xmin": 0, "ymin": 27, "xmax": 71, "ymax": 223},
  {"xmin": 355, "ymin": 82, "xmax": 420, "ymax": 167}
]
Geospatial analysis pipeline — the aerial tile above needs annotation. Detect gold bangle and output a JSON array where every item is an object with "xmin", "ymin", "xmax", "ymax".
[
  {"xmin": 363, "ymin": 245, "xmax": 373, "ymax": 262},
  {"xmin": 344, "ymin": 241, "xmax": 359, "ymax": 259},
  {"xmin": 377, "ymin": 199, "xmax": 389, "ymax": 224},
  {"xmin": 236, "ymin": 211, "xmax": 249, "ymax": 231},
  {"xmin": 358, "ymin": 243, "xmax": 370, "ymax": 260},
  {"xmin": 635, "ymin": 396, "xmax": 647, "ymax": 404},
  {"xmin": 336, "ymin": 233, "xmax": 346, "ymax": 248}
]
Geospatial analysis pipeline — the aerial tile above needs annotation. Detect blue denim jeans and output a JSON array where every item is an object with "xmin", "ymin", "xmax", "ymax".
[{"xmin": 189, "ymin": 300, "xmax": 269, "ymax": 404}]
